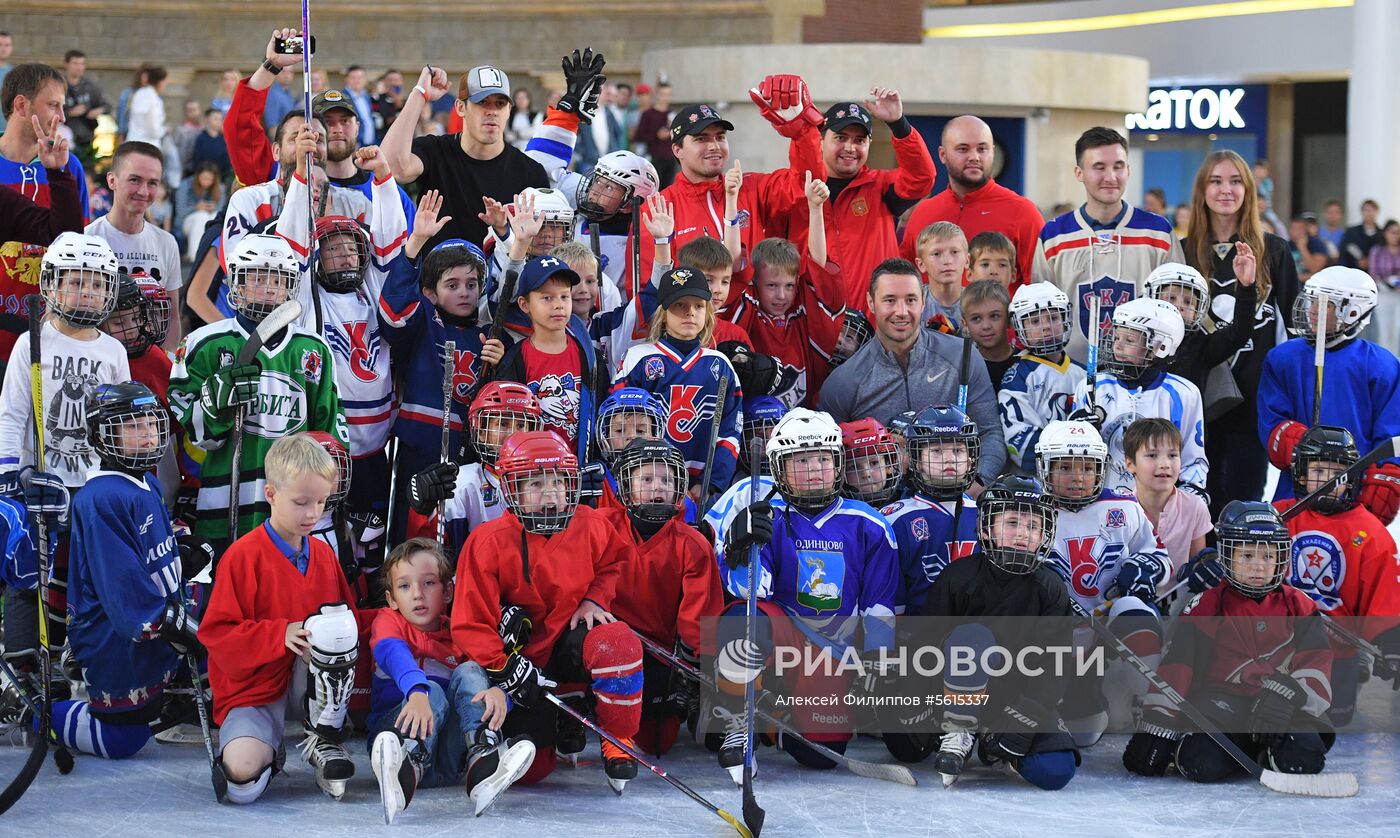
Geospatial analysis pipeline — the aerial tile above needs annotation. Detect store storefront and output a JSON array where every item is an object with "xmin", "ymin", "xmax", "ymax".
[{"xmin": 1126, "ymin": 84, "xmax": 1268, "ymax": 210}]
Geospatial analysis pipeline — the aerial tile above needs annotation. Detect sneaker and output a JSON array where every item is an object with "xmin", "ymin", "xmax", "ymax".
[
  {"xmin": 600, "ymin": 737, "xmax": 637, "ymax": 795},
  {"xmin": 934, "ymin": 728, "xmax": 976, "ymax": 787},
  {"xmin": 300, "ymin": 731, "xmax": 355, "ymax": 800},
  {"xmin": 371, "ymin": 731, "xmax": 422, "ymax": 825},
  {"xmin": 465, "ymin": 727, "xmax": 536, "ymax": 817},
  {"xmin": 713, "ymin": 704, "xmax": 755, "ymax": 787}
]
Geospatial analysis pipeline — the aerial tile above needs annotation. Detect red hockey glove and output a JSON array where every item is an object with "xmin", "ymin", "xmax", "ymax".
[
  {"xmin": 1359, "ymin": 462, "xmax": 1400, "ymax": 525},
  {"xmin": 1267, "ymin": 420, "xmax": 1308, "ymax": 471},
  {"xmin": 748, "ymin": 74, "xmax": 822, "ymax": 139}
]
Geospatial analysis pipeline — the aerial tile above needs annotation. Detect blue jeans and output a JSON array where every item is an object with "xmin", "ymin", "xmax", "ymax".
[{"xmin": 367, "ymin": 663, "xmax": 492, "ymax": 788}]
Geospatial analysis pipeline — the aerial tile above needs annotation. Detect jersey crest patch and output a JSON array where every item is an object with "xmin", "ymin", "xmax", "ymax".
[
  {"xmin": 217, "ymin": 348, "xmax": 234, "ymax": 369},
  {"xmin": 644, "ymin": 356, "xmax": 664, "ymax": 381},
  {"xmin": 301, "ymin": 349, "xmax": 323, "ymax": 384},
  {"xmin": 911, "ymin": 517, "xmax": 929, "ymax": 542},
  {"xmin": 796, "ymin": 549, "xmax": 843, "ymax": 612},
  {"xmin": 1291, "ymin": 530, "xmax": 1345, "ymax": 611},
  {"xmin": 1104, "ymin": 508, "xmax": 1126, "ymax": 529}
]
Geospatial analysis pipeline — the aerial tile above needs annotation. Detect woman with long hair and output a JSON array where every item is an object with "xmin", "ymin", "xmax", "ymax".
[
  {"xmin": 1181, "ymin": 150, "xmax": 1300, "ymax": 515},
  {"xmin": 176, "ymin": 162, "xmax": 225, "ymax": 262},
  {"xmin": 506, "ymin": 87, "xmax": 542, "ymax": 152}
]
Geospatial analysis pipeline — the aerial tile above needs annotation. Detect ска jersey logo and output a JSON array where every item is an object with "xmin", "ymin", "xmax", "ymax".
[
  {"xmin": 666, "ymin": 384, "xmax": 712, "ymax": 443},
  {"xmin": 1052, "ymin": 535, "xmax": 1126, "ymax": 601},
  {"xmin": 325, "ymin": 320, "xmax": 382, "ymax": 383}
]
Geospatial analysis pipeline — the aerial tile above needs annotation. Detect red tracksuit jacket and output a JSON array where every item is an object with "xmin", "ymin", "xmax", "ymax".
[{"xmin": 900, "ymin": 178, "xmax": 1044, "ymax": 294}]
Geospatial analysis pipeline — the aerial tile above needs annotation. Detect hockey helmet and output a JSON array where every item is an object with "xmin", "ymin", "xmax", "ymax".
[
  {"xmin": 613, "ymin": 438, "xmax": 687, "ymax": 523},
  {"xmin": 596, "ymin": 387, "xmax": 666, "ymax": 461},
  {"xmin": 1291, "ymin": 266, "xmax": 1377, "ymax": 348},
  {"xmin": 1215, "ymin": 500, "xmax": 1291, "ymax": 597},
  {"xmin": 1289, "ymin": 425, "xmax": 1360, "ymax": 514},
  {"xmin": 314, "ymin": 215, "xmax": 371, "ymax": 293},
  {"xmin": 766, "ymin": 408, "xmax": 843, "ymax": 510},
  {"xmin": 496, "ymin": 430, "xmax": 580, "ymax": 535},
  {"xmin": 1100, "ymin": 297, "xmax": 1184, "ymax": 380},
  {"xmin": 577, "ymin": 150, "xmax": 659, "ymax": 220},
  {"xmin": 1036, "ymin": 420, "xmax": 1107, "ymax": 511},
  {"xmin": 40, "ymin": 232, "xmax": 120, "ymax": 328},
  {"xmin": 976, "ymin": 475, "xmax": 1057, "ymax": 575},
  {"xmin": 86, "ymin": 381, "xmax": 169, "ymax": 473},
  {"xmin": 226, "ymin": 233, "xmax": 299, "ymax": 322},
  {"xmin": 906, "ymin": 405, "xmax": 980, "ymax": 500},
  {"xmin": 840, "ymin": 417, "xmax": 904, "ymax": 507},
  {"xmin": 1009, "ymin": 283, "xmax": 1072, "ymax": 355},
  {"xmin": 469, "ymin": 381, "xmax": 543, "ymax": 467},
  {"xmin": 1144, "ymin": 262, "xmax": 1211, "ymax": 331}
]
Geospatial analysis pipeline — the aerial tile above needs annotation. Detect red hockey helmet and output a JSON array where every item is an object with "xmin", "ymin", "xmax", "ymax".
[
  {"xmin": 306, "ymin": 430, "xmax": 352, "ymax": 509},
  {"xmin": 314, "ymin": 215, "xmax": 371, "ymax": 293},
  {"xmin": 496, "ymin": 430, "xmax": 580, "ymax": 535},
  {"xmin": 840, "ymin": 417, "xmax": 903, "ymax": 507},
  {"xmin": 469, "ymin": 381, "xmax": 544, "ymax": 467}
]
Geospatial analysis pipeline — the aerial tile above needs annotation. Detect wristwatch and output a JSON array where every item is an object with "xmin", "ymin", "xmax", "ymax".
[{"xmin": 262, "ymin": 59, "xmax": 283, "ymax": 76}]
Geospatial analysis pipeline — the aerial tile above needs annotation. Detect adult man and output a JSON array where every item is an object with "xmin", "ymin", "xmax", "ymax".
[
  {"xmin": 63, "ymin": 50, "xmax": 108, "ymax": 162},
  {"xmin": 817, "ymin": 258, "xmax": 1004, "ymax": 486},
  {"xmin": 776, "ymin": 88, "xmax": 935, "ymax": 312},
  {"xmin": 1340, "ymin": 199, "xmax": 1381, "ymax": 271},
  {"xmin": 0, "ymin": 32, "xmax": 12, "ymax": 133},
  {"xmin": 901, "ymin": 115, "xmax": 1043, "ymax": 291},
  {"xmin": 85, "ymin": 141, "xmax": 183, "ymax": 350},
  {"xmin": 343, "ymin": 65, "xmax": 376, "ymax": 147},
  {"xmin": 0, "ymin": 63, "xmax": 89, "ymax": 363},
  {"xmin": 1288, "ymin": 214, "xmax": 1329, "ymax": 281},
  {"xmin": 0, "ymin": 109, "xmax": 82, "ymax": 248},
  {"xmin": 383, "ymin": 63, "xmax": 551, "ymax": 251},
  {"xmin": 634, "ymin": 82, "xmax": 675, "ymax": 186},
  {"xmin": 1318, "ymin": 200, "xmax": 1345, "ymax": 253},
  {"xmin": 371, "ymin": 69, "xmax": 404, "ymax": 141},
  {"xmin": 1033, "ymin": 127, "xmax": 1183, "ymax": 364}
]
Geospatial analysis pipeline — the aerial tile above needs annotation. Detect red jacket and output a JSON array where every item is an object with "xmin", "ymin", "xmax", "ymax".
[
  {"xmin": 708, "ymin": 317, "xmax": 752, "ymax": 350},
  {"xmin": 598, "ymin": 507, "xmax": 722, "ymax": 654},
  {"xmin": 451, "ymin": 506, "xmax": 632, "ymax": 671},
  {"xmin": 200, "ymin": 525, "xmax": 363, "ymax": 723},
  {"xmin": 900, "ymin": 178, "xmax": 1044, "ymax": 294},
  {"xmin": 226, "ymin": 78, "xmax": 277, "ymax": 187},
  {"xmin": 1276, "ymin": 500, "xmax": 1400, "ymax": 645},
  {"xmin": 129, "ymin": 345, "xmax": 172, "ymax": 404},
  {"xmin": 778, "ymin": 129, "xmax": 936, "ymax": 313}
]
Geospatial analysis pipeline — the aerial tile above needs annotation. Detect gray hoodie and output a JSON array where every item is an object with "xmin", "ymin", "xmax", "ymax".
[{"xmin": 817, "ymin": 328, "xmax": 1006, "ymax": 483}]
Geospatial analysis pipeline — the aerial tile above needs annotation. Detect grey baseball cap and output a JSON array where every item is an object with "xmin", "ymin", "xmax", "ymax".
[{"xmin": 464, "ymin": 65, "xmax": 511, "ymax": 103}]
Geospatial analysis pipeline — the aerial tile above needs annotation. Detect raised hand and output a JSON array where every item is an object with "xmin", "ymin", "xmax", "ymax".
[
  {"xmin": 33, "ymin": 114, "xmax": 70, "ymax": 169},
  {"xmin": 724, "ymin": 160, "xmax": 743, "ymax": 198},
  {"xmin": 508, "ymin": 191, "xmax": 543, "ymax": 242},
  {"xmin": 413, "ymin": 190, "xmax": 454, "ymax": 241},
  {"xmin": 558, "ymin": 47, "xmax": 606, "ymax": 119},
  {"xmin": 1233, "ymin": 240, "xmax": 1257, "ymax": 287},
  {"xmin": 865, "ymin": 86, "xmax": 903, "ymax": 122},
  {"xmin": 293, "ymin": 124, "xmax": 322, "ymax": 177},
  {"xmin": 353, "ymin": 145, "xmax": 391, "ymax": 180},
  {"xmin": 264, "ymin": 28, "xmax": 305, "ymax": 71},
  {"xmin": 478, "ymin": 195, "xmax": 509, "ymax": 234},
  {"xmin": 805, "ymin": 170, "xmax": 829, "ymax": 207},
  {"xmin": 414, "ymin": 65, "xmax": 451, "ymax": 103},
  {"xmin": 642, "ymin": 193, "xmax": 674, "ymax": 239}
]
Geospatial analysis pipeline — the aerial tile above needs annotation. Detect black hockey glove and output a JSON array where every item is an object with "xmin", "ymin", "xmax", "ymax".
[
  {"xmin": 690, "ymin": 518, "xmax": 717, "ymax": 547},
  {"xmin": 177, "ymin": 533, "xmax": 217, "ymax": 581},
  {"xmin": 1066, "ymin": 405, "xmax": 1105, "ymax": 430},
  {"xmin": 200, "ymin": 361, "xmax": 261, "ymax": 414},
  {"xmin": 1250, "ymin": 672, "xmax": 1306, "ymax": 747},
  {"xmin": 982, "ymin": 698, "xmax": 1048, "ymax": 762},
  {"xmin": 723, "ymin": 501, "xmax": 773, "ymax": 568},
  {"xmin": 579, "ymin": 461, "xmax": 606, "ymax": 505},
  {"xmin": 660, "ymin": 640, "xmax": 701, "ymax": 719},
  {"xmin": 487, "ymin": 653, "xmax": 556, "ymax": 708},
  {"xmin": 1123, "ymin": 715, "xmax": 1181, "ymax": 776},
  {"xmin": 158, "ymin": 600, "xmax": 205, "ymax": 659},
  {"xmin": 717, "ymin": 340, "xmax": 778, "ymax": 398},
  {"xmin": 21, "ymin": 469, "xmax": 71, "ymax": 532},
  {"xmin": 346, "ymin": 510, "xmax": 387, "ymax": 568},
  {"xmin": 851, "ymin": 650, "xmax": 899, "ymax": 705},
  {"xmin": 556, "ymin": 47, "xmax": 606, "ymax": 121},
  {"xmin": 578, "ymin": 77, "xmax": 603, "ymax": 126},
  {"xmin": 1112, "ymin": 554, "xmax": 1162, "ymax": 603},
  {"xmin": 408, "ymin": 462, "xmax": 458, "ymax": 515},
  {"xmin": 498, "ymin": 604, "xmax": 533, "ymax": 656},
  {"xmin": 1176, "ymin": 547, "xmax": 1224, "ymax": 595},
  {"xmin": 1374, "ymin": 629, "xmax": 1400, "ymax": 690}
]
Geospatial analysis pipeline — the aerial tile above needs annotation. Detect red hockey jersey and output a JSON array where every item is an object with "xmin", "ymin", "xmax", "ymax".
[{"xmin": 1276, "ymin": 499, "xmax": 1400, "ymax": 644}]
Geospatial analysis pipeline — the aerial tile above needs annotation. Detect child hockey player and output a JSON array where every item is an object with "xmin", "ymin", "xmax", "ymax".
[
  {"xmin": 199, "ymin": 433, "xmax": 365, "ymax": 803},
  {"xmin": 1123, "ymin": 418, "xmax": 1215, "ymax": 597},
  {"xmin": 598, "ymin": 439, "xmax": 723, "ymax": 755},
  {"xmin": 1145, "ymin": 256, "xmax": 1256, "ymax": 393},
  {"xmin": 917, "ymin": 475, "xmax": 1079, "ymax": 789},
  {"xmin": 723, "ymin": 173, "xmax": 845, "ymax": 407},
  {"xmin": 1073, "ymin": 297, "xmax": 1207, "ymax": 496},
  {"xmin": 53, "ymin": 382, "xmax": 197, "ymax": 759},
  {"xmin": 450, "ymin": 430, "xmax": 642, "ymax": 792},
  {"xmin": 840, "ymin": 417, "xmax": 904, "ymax": 508},
  {"xmin": 1276, "ymin": 425, "xmax": 1400, "ymax": 725},
  {"xmin": 1124, "ymin": 501, "xmax": 1335, "ymax": 784},
  {"xmin": 103, "ymin": 273, "xmax": 172, "ymax": 398},
  {"xmin": 1259, "ymin": 266, "xmax": 1400, "ymax": 522},
  {"xmin": 967, "ymin": 231, "xmax": 1017, "ymax": 288},
  {"xmin": 1036, "ymin": 420, "xmax": 1170, "ymax": 745},
  {"xmin": 169, "ymin": 233, "xmax": 348, "ymax": 542},
  {"xmin": 368, "ymin": 537, "xmax": 535, "ymax": 823},
  {"xmin": 880, "ymin": 405, "xmax": 981, "ymax": 616},
  {"xmin": 912, "ymin": 221, "xmax": 967, "ymax": 325},
  {"xmin": 675, "ymin": 236, "xmax": 751, "ymax": 349},
  {"xmin": 615, "ymin": 266, "xmax": 742, "ymax": 502},
  {"xmin": 590, "ymin": 387, "xmax": 667, "ymax": 514},
  {"xmin": 711, "ymin": 408, "xmax": 899, "ymax": 780},
  {"xmin": 961, "ymin": 279, "xmax": 1016, "ymax": 392},
  {"xmin": 830, "ymin": 309, "xmax": 873, "ymax": 367},
  {"xmin": 1000, "ymin": 282, "xmax": 1085, "ymax": 473}
]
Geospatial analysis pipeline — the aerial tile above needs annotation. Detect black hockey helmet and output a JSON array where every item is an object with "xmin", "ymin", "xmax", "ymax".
[
  {"xmin": 976, "ymin": 475, "xmax": 1056, "ymax": 575},
  {"xmin": 613, "ymin": 438, "xmax": 688, "ymax": 523},
  {"xmin": 1215, "ymin": 500, "xmax": 1291, "ymax": 598},
  {"xmin": 1289, "ymin": 425, "xmax": 1360, "ymax": 514},
  {"xmin": 104, "ymin": 271, "xmax": 162, "ymax": 357},
  {"xmin": 86, "ymin": 381, "xmax": 169, "ymax": 473},
  {"xmin": 832, "ymin": 310, "xmax": 874, "ymax": 366},
  {"xmin": 906, "ymin": 405, "xmax": 980, "ymax": 500}
]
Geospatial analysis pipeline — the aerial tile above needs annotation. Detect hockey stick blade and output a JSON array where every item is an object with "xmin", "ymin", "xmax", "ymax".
[
  {"xmin": 238, "ymin": 299, "xmax": 304, "ymax": 364},
  {"xmin": 187, "ymin": 653, "xmax": 227, "ymax": 803},
  {"xmin": 1283, "ymin": 435, "xmax": 1400, "ymax": 522},
  {"xmin": 1260, "ymin": 766, "xmax": 1358, "ymax": 798}
]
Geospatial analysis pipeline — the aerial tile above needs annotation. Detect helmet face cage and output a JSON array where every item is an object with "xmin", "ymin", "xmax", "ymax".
[
  {"xmin": 308, "ymin": 432, "xmax": 353, "ymax": 509},
  {"xmin": 93, "ymin": 398, "xmax": 170, "ymax": 473},
  {"xmin": 771, "ymin": 445, "xmax": 844, "ymax": 510},
  {"xmin": 1220, "ymin": 536, "xmax": 1290, "ymax": 597},
  {"xmin": 843, "ymin": 439, "xmax": 904, "ymax": 506},
  {"xmin": 617, "ymin": 450, "xmax": 687, "ymax": 522},
  {"xmin": 1291, "ymin": 287, "xmax": 1371, "ymax": 349},
  {"xmin": 502, "ymin": 466, "xmax": 581, "ymax": 535},
  {"xmin": 978, "ymin": 498, "xmax": 1056, "ymax": 575},
  {"xmin": 1289, "ymin": 439, "xmax": 1358, "ymax": 514},
  {"xmin": 140, "ymin": 282, "xmax": 171, "ymax": 347},
  {"xmin": 832, "ymin": 314, "xmax": 874, "ymax": 365},
  {"xmin": 41, "ymin": 264, "xmax": 118, "ymax": 328},
  {"xmin": 105, "ymin": 286, "xmax": 154, "ymax": 356},
  {"xmin": 315, "ymin": 222, "xmax": 371, "ymax": 293},
  {"xmin": 576, "ymin": 169, "xmax": 634, "ymax": 221},
  {"xmin": 1148, "ymin": 279, "xmax": 1207, "ymax": 331},
  {"xmin": 1038, "ymin": 453, "xmax": 1106, "ymax": 511},
  {"xmin": 1100, "ymin": 321, "xmax": 1156, "ymax": 380},
  {"xmin": 907, "ymin": 435, "xmax": 979, "ymax": 499},
  {"xmin": 471, "ymin": 408, "xmax": 544, "ymax": 467},
  {"xmin": 1011, "ymin": 303, "xmax": 1070, "ymax": 355},
  {"xmin": 228, "ymin": 263, "xmax": 298, "ymax": 322},
  {"xmin": 598, "ymin": 405, "xmax": 663, "ymax": 461},
  {"xmin": 742, "ymin": 417, "xmax": 781, "ymax": 474}
]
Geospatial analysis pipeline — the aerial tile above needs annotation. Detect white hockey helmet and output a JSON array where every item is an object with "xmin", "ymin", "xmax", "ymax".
[
  {"xmin": 1008, "ymin": 282, "xmax": 1071, "ymax": 355},
  {"xmin": 767, "ymin": 407, "xmax": 844, "ymax": 509},
  {"xmin": 226, "ymin": 233, "xmax": 299, "ymax": 322},
  {"xmin": 518, "ymin": 187, "xmax": 575, "ymax": 252},
  {"xmin": 1291, "ymin": 265, "xmax": 1377, "ymax": 348},
  {"xmin": 1102, "ymin": 297, "xmax": 1184, "ymax": 379},
  {"xmin": 1144, "ymin": 262, "xmax": 1211, "ymax": 331},
  {"xmin": 1035, "ymin": 420, "xmax": 1107, "ymax": 511},
  {"xmin": 39, "ymin": 232, "xmax": 120, "ymax": 327},
  {"xmin": 577, "ymin": 151, "xmax": 660, "ymax": 220}
]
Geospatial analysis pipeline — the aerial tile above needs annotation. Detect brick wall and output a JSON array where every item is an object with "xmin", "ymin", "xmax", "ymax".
[{"xmin": 801, "ymin": 0, "xmax": 923, "ymax": 44}]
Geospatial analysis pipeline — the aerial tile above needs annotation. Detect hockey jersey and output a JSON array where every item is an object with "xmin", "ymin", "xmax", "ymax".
[
  {"xmin": 999, "ymin": 352, "xmax": 1087, "ymax": 474},
  {"xmin": 405, "ymin": 463, "xmax": 508, "ymax": 555},
  {"xmin": 1277, "ymin": 500, "xmax": 1400, "ymax": 641},
  {"xmin": 715, "ymin": 495, "xmax": 898, "ymax": 652},
  {"xmin": 615, "ymin": 336, "xmax": 743, "ymax": 494},
  {"xmin": 703, "ymin": 474, "xmax": 777, "ymax": 551},
  {"xmin": 1073, "ymin": 370, "xmax": 1207, "ymax": 495},
  {"xmin": 168, "ymin": 317, "xmax": 349, "ymax": 540},
  {"xmin": 66, "ymin": 470, "xmax": 180, "ymax": 713},
  {"xmin": 369, "ymin": 606, "xmax": 459, "ymax": 711},
  {"xmin": 1033, "ymin": 204, "xmax": 1184, "ymax": 365},
  {"xmin": 879, "ymin": 493, "xmax": 979, "ymax": 615},
  {"xmin": 1046, "ymin": 491, "xmax": 1170, "ymax": 613}
]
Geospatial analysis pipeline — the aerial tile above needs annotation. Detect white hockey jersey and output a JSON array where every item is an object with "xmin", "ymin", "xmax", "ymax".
[
  {"xmin": 1072, "ymin": 371, "xmax": 1208, "ymax": 495},
  {"xmin": 998, "ymin": 352, "xmax": 1087, "ymax": 474},
  {"xmin": 1046, "ymin": 491, "xmax": 1170, "ymax": 613},
  {"xmin": 444, "ymin": 463, "xmax": 508, "ymax": 534}
]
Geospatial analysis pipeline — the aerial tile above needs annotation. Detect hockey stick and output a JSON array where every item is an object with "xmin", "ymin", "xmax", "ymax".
[
  {"xmin": 482, "ymin": 267, "xmax": 520, "ymax": 382},
  {"xmin": 1085, "ymin": 294, "xmax": 1101, "ymax": 411},
  {"xmin": 1067, "ymin": 596, "xmax": 1358, "ymax": 797},
  {"xmin": 739, "ymin": 437, "xmax": 765, "ymax": 837},
  {"xmin": 438, "ymin": 340, "xmax": 457, "ymax": 548},
  {"xmin": 1318, "ymin": 614, "xmax": 1399, "ymax": 685},
  {"xmin": 956, "ymin": 334, "xmax": 971, "ymax": 413},
  {"xmin": 0, "ymin": 653, "xmax": 47, "ymax": 814},
  {"xmin": 187, "ymin": 652, "xmax": 228, "ymax": 803},
  {"xmin": 1312, "ymin": 291, "xmax": 1326, "ymax": 427},
  {"xmin": 24, "ymin": 295, "xmax": 74, "ymax": 778},
  {"xmin": 698, "ymin": 374, "xmax": 730, "ymax": 515},
  {"xmin": 226, "ymin": 299, "xmax": 305, "ymax": 548},
  {"xmin": 543, "ymin": 692, "xmax": 752, "ymax": 838},
  {"xmin": 630, "ymin": 197, "xmax": 642, "ymax": 304},
  {"xmin": 300, "ymin": 0, "xmax": 320, "ymax": 332},
  {"xmin": 635, "ymin": 633, "xmax": 917, "ymax": 786},
  {"xmin": 1282, "ymin": 435, "xmax": 1400, "ymax": 522}
]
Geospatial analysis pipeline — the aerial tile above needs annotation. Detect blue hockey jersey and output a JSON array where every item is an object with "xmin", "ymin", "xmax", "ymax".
[
  {"xmin": 0, "ymin": 496, "xmax": 37, "ymax": 591},
  {"xmin": 880, "ymin": 493, "xmax": 980, "ymax": 615},
  {"xmin": 67, "ymin": 471, "xmax": 182, "ymax": 714}
]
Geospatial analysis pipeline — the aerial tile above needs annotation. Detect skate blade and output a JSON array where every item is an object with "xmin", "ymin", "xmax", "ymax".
[
  {"xmin": 473, "ymin": 739, "xmax": 536, "ymax": 817},
  {"xmin": 372, "ymin": 735, "xmax": 406, "ymax": 824},
  {"xmin": 607, "ymin": 776, "xmax": 628, "ymax": 796},
  {"xmin": 725, "ymin": 764, "xmax": 745, "ymax": 787},
  {"xmin": 318, "ymin": 778, "xmax": 348, "ymax": 801},
  {"xmin": 557, "ymin": 749, "xmax": 583, "ymax": 768},
  {"xmin": 940, "ymin": 772, "xmax": 960, "ymax": 788}
]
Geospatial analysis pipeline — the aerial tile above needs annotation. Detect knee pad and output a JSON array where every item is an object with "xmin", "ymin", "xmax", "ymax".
[
  {"xmin": 225, "ymin": 763, "xmax": 273, "ymax": 805},
  {"xmin": 882, "ymin": 730, "xmax": 937, "ymax": 764},
  {"xmin": 304, "ymin": 602, "xmax": 359, "ymax": 741},
  {"xmin": 1015, "ymin": 749, "xmax": 1078, "ymax": 790},
  {"xmin": 584, "ymin": 621, "xmax": 643, "ymax": 736}
]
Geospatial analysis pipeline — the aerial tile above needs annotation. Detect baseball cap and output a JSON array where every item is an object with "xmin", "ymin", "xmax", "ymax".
[
  {"xmin": 670, "ymin": 104, "xmax": 735, "ymax": 143},
  {"xmin": 635, "ymin": 83, "xmax": 653, "ymax": 95},
  {"xmin": 463, "ymin": 65, "xmax": 511, "ymax": 104},
  {"xmin": 823, "ymin": 102, "xmax": 873, "ymax": 135},
  {"xmin": 312, "ymin": 89, "xmax": 356, "ymax": 118},
  {"xmin": 515, "ymin": 255, "xmax": 580, "ymax": 297},
  {"xmin": 657, "ymin": 266, "xmax": 712, "ymax": 310}
]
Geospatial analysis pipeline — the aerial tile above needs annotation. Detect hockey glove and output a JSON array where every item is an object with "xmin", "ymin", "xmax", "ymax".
[
  {"xmin": 408, "ymin": 462, "xmax": 458, "ymax": 515},
  {"xmin": 557, "ymin": 47, "xmax": 606, "ymax": 122},
  {"xmin": 691, "ymin": 518, "xmax": 717, "ymax": 547},
  {"xmin": 200, "ymin": 361, "xmax": 261, "ymax": 415},
  {"xmin": 498, "ymin": 604, "xmax": 533, "ymax": 656},
  {"xmin": 1112, "ymin": 553, "xmax": 1163, "ymax": 603},
  {"xmin": 158, "ymin": 599, "xmax": 205, "ymax": 659},
  {"xmin": 660, "ymin": 640, "xmax": 701, "ymax": 719},
  {"xmin": 487, "ymin": 653, "xmax": 555, "ymax": 708},
  {"xmin": 0, "ymin": 470, "xmax": 21, "ymax": 499},
  {"xmin": 577, "ymin": 77, "xmax": 603, "ymax": 126},
  {"xmin": 1359, "ymin": 462, "xmax": 1400, "ymax": 525},
  {"xmin": 1267, "ymin": 420, "xmax": 1308, "ymax": 471},
  {"xmin": 1123, "ymin": 715, "xmax": 1181, "ymax": 776},
  {"xmin": 1066, "ymin": 405, "xmax": 1106, "ymax": 431},
  {"xmin": 1176, "ymin": 547, "xmax": 1224, "ymax": 595},
  {"xmin": 748, "ymin": 74, "xmax": 823, "ymax": 139},
  {"xmin": 346, "ymin": 510, "xmax": 387, "ymax": 569},
  {"xmin": 579, "ymin": 461, "xmax": 606, "ymax": 505},
  {"xmin": 982, "ymin": 698, "xmax": 1048, "ymax": 763},
  {"xmin": 723, "ymin": 501, "xmax": 773, "ymax": 568},
  {"xmin": 718, "ymin": 341, "xmax": 779, "ymax": 398},
  {"xmin": 21, "ymin": 468, "xmax": 70, "ymax": 532},
  {"xmin": 1249, "ymin": 672, "xmax": 1306, "ymax": 748},
  {"xmin": 177, "ymin": 533, "xmax": 218, "ymax": 581},
  {"xmin": 851, "ymin": 650, "xmax": 899, "ymax": 706},
  {"xmin": 1373, "ymin": 629, "xmax": 1400, "ymax": 690}
]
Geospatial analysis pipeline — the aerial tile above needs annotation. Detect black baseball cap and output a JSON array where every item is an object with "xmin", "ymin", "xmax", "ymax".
[
  {"xmin": 823, "ymin": 102, "xmax": 873, "ymax": 135},
  {"xmin": 670, "ymin": 104, "xmax": 735, "ymax": 143},
  {"xmin": 312, "ymin": 89, "xmax": 356, "ymax": 118},
  {"xmin": 658, "ymin": 266, "xmax": 712, "ymax": 309}
]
